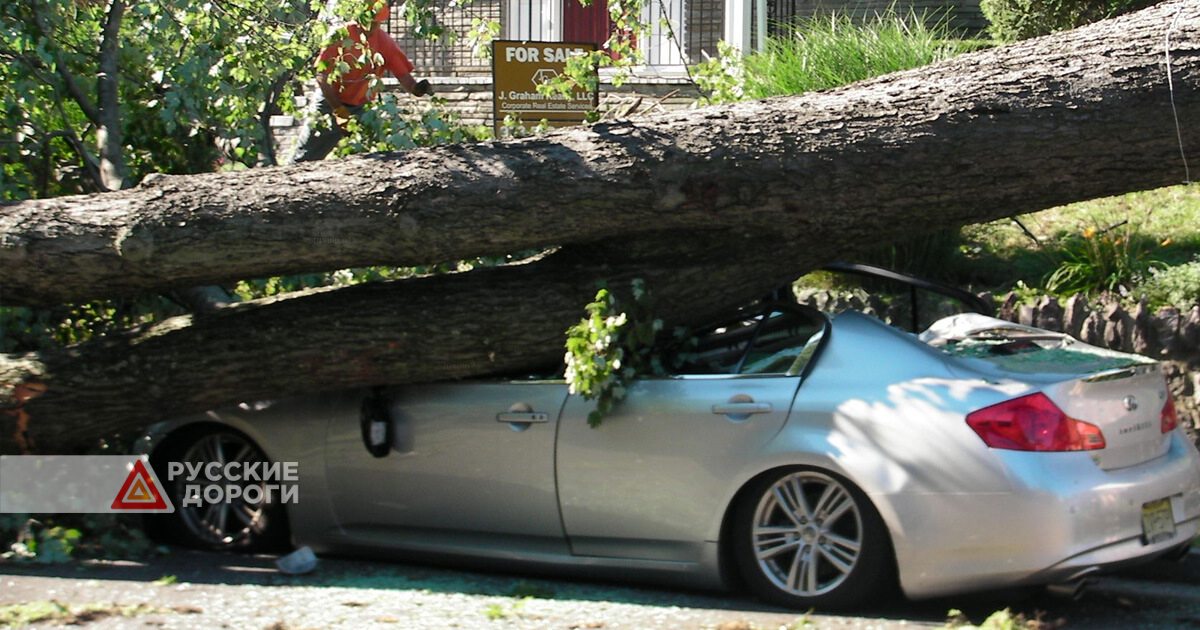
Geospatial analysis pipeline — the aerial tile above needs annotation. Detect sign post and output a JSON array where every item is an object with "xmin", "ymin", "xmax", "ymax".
[{"xmin": 492, "ymin": 40, "xmax": 598, "ymax": 134}]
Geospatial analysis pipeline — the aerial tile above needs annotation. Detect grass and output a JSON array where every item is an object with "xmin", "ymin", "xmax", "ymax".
[
  {"xmin": 741, "ymin": 11, "xmax": 966, "ymax": 99},
  {"xmin": 958, "ymin": 184, "xmax": 1200, "ymax": 305}
]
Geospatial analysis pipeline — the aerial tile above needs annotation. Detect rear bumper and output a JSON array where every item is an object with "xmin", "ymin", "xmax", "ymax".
[{"xmin": 883, "ymin": 429, "xmax": 1200, "ymax": 600}]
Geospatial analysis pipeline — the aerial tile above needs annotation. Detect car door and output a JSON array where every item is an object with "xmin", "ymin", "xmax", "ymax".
[
  {"xmin": 323, "ymin": 381, "xmax": 570, "ymax": 554},
  {"xmin": 555, "ymin": 307, "xmax": 825, "ymax": 562}
]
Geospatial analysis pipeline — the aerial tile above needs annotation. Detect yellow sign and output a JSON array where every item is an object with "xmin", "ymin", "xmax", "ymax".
[{"xmin": 492, "ymin": 40, "xmax": 598, "ymax": 132}]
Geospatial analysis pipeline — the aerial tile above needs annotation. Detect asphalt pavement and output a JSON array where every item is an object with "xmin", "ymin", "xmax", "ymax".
[{"xmin": 1, "ymin": 548, "xmax": 1199, "ymax": 629}]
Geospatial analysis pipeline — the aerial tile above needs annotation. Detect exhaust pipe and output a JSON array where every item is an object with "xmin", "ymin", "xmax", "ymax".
[
  {"xmin": 1046, "ymin": 567, "xmax": 1099, "ymax": 600},
  {"xmin": 1045, "ymin": 579, "xmax": 1089, "ymax": 600}
]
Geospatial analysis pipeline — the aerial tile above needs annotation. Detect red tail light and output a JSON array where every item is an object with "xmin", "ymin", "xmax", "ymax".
[
  {"xmin": 1162, "ymin": 395, "xmax": 1180, "ymax": 433},
  {"xmin": 966, "ymin": 392, "xmax": 1106, "ymax": 452}
]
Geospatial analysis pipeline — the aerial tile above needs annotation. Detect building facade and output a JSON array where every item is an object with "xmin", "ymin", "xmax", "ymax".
[{"xmin": 275, "ymin": 0, "xmax": 986, "ymax": 134}]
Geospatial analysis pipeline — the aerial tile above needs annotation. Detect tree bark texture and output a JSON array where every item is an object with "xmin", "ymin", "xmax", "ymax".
[
  {"xmin": 5, "ymin": 0, "xmax": 1200, "ymax": 306},
  {"xmin": 3, "ymin": 1, "xmax": 1200, "ymax": 452}
]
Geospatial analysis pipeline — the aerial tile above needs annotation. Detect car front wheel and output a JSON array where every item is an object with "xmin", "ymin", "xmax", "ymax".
[
  {"xmin": 149, "ymin": 427, "xmax": 290, "ymax": 552},
  {"xmin": 732, "ymin": 468, "xmax": 894, "ymax": 609}
]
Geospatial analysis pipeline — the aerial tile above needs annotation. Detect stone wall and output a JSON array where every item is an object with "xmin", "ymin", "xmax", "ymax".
[{"xmin": 993, "ymin": 292, "xmax": 1200, "ymax": 433}]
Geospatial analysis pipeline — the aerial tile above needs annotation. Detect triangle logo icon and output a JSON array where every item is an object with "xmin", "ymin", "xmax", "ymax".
[{"xmin": 111, "ymin": 459, "xmax": 169, "ymax": 511}]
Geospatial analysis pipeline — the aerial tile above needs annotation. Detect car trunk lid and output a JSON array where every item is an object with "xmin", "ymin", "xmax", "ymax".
[
  {"xmin": 1042, "ymin": 363, "xmax": 1173, "ymax": 470},
  {"xmin": 923, "ymin": 314, "xmax": 1171, "ymax": 470}
]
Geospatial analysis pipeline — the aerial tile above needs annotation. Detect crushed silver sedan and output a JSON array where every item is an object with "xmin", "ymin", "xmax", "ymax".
[{"xmin": 139, "ymin": 267, "xmax": 1200, "ymax": 610}]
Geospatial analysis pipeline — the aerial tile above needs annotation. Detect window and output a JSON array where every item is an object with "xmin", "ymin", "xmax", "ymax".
[
  {"xmin": 507, "ymin": 0, "xmax": 686, "ymax": 68},
  {"xmin": 682, "ymin": 306, "xmax": 825, "ymax": 376}
]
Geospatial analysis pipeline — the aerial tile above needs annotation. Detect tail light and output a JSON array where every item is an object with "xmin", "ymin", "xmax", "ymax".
[
  {"xmin": 1162, "ymin": 395, "xmax": 1180, "ymax": 434},
  {"xmin": 966, "ymin": 392, "xmax": 1106, "ymax": 452}
]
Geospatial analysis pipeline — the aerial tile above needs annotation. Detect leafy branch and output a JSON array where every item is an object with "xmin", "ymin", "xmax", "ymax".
[{"xmin": 564, "ymin": 280, "xmax": 691, "ymax": 427}]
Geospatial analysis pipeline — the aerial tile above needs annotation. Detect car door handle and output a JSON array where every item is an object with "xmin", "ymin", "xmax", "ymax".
[
  {"xmin": 711, "ymin": 402, "xmax": 773, "ymax": 415},
  {"xmin": 496, "ymin": 412, "xmax": 550, "ymax": 423}
]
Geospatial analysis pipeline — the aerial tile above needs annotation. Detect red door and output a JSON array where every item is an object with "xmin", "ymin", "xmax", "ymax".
[
  {"xmin": 563, "ymin": 1, "xmax": 613, "ymax": 45},
  {"xmin": 562, "ymin": 1, "xmax": 634, "ymax": 58}
]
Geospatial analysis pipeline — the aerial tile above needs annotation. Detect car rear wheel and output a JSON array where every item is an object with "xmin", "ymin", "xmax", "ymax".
[
  {"xmin": 149, "ymin": 427, "xmax": 289, "ymax": 552},
  {"xmin": 732, "ymin": 468, "xmax": 894, "ymax": 609}
]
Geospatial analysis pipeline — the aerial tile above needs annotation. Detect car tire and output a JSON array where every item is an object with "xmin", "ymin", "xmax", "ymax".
[
  {"xmin": 731, "ymin": 467, "xmax": 895, "ymax": 610},
  {"xmin": 147, "ymin": 426, "xmax": 290, "ymax": 553}
]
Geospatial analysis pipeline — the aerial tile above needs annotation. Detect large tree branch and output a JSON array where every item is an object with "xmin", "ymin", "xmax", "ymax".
[
  {"xmin": 0, "ymin": 238, "xmax": 825, "ymax": 454},
  {"xmin": 4, "ymin": 2, "xmax": 1200, "ymax": 453},
  {"xmin": 3, "ymin": 0, "xmax": 1199, "ymax": 305}
]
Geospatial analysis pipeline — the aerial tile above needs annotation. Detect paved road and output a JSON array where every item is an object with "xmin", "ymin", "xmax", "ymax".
[{"xmin": 2, "ymin": 548, "xmax": 1199, "ymax": 629}]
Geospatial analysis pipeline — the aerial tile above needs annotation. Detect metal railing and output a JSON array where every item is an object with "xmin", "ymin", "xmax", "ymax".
[
  {"xmin": 387, "ymin": 2, "xmax": 500, "ymax": 76},
  {"xmin": 386, "ymin": 0, "xmax": 726, "ymax": 78}
]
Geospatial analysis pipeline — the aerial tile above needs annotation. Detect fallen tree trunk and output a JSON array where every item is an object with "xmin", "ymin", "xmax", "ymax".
[
  {"xmin": 3, "ymin": 0, "xmax": 1199, "ymax": 306},
  {"xmin": 0, "ymin": 240, "xmax": 836, "ymax": 454},
  {"xmin": 4, "ymin": 1, "xmax": 1200, "ymax": 453}
]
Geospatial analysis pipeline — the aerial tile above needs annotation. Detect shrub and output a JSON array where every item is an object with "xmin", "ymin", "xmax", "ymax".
[
  {"xmin": 1043, "ymin": 220, "xmax": 1166, "ymax": 296},
  {"xmin": 1141, "ymin": 258, "xmax": 1200, "ymax": 309},
  {"xmin": 981, "ymin": 0, "xmax": 1158, "ymax": 43}
]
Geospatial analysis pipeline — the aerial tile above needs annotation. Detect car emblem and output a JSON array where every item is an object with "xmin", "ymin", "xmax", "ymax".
[{"xmin": 1123, "ymin": 395, "xmax": 1139, "ymax": 411}]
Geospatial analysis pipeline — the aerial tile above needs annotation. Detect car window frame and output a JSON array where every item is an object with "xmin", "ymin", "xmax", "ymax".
[{"xmin": 672, "ymin": 302, "xmax": 829, "ymax": 380}]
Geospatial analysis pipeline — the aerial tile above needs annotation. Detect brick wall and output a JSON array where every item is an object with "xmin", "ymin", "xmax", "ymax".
[{"xmin": 272, "ymin": 76, "xmax": 703, "ymax": 150}]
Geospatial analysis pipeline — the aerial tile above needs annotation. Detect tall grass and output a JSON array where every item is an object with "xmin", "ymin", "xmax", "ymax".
[{"xmin": 741, "ymin": 11, "xmax": 964, "ymax": 99}]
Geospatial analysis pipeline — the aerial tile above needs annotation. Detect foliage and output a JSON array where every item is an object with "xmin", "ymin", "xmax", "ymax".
[
  {"xmin": 1043, "ymin": 219, "xmax": 1167, "ymax": 296},
  {"xmin": 231, "ymin": 253, "xmax": 544, "ymax": 302},
  {"xmin": 957, "ymin": 185, "xmax": 1200, "ymax": 302},
  {"xmin": 483, "ymin": 598, "xmax": 528, "ymax": 621},
  {"xmin": 497, "ymin": 114, "xmax": 553, "ymax": 139},
  {"xmin": 564, "ymin": 280, "xmax": 690, "ymax": 427},
  {"xmin": 564, "ymin": 287, "xmax": 639, "ymax": 427},
  {"xmin": 1142, "ymin": 258, "xmax": 1200, "ymax": 309},
  {"xmin": 0, "ymin": 0, "xmax": 497, "ymax": 200},
  {"xmin": 980, "ymin": 0, "xmax": 1158, "ymax": 42},
  {"xmin": 0, "ymin": 0, "xmax": 333, "ymax": 198},
  {"xmin": 693, "ymin": 10, "xmax": 964, "ymax": 104},
  {"xmin": 748, "ymin": 11, "xmax": 959, "ymax": 98},
  {"xmin": 691, "ymin": 41, "xmax": 747, "ymax": 104},
  {"xmin": 945, "ymin": 607, "xmax": 1056, "ymax": 630},
  {"xmin": 1, "ymin": 514, "xmax": 158, "ymax": 564},
  {"xmin": 337, "ymin": 93, "xmax": 490, "ymax": 155},
  {"xmin": 1, "ymin": 297, "xmax": 186, "ymax": 354}
]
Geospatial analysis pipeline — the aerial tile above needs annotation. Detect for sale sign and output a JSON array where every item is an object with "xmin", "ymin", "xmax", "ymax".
[{"xmin": 492, "ymin": 40, "xmax": 598, "ymax": 133}]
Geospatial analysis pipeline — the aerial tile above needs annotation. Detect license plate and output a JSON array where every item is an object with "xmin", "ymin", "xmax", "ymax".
[{"xmin": 1141, "ymin": 498, "xmax": 1176, "ymax": 545}]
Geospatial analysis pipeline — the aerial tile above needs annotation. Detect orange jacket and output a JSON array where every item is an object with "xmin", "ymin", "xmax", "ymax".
[{"xmin": 318, "ymin": 23, "xmax": 414, "ymax": 106}]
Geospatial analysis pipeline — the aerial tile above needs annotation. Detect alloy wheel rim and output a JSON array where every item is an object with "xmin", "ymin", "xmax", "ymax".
[
  {"xmin": 175, "ymin": 432, "xmax": 271, "ymax": 547},
  {"xmin": 750, "ymin": 471, "xmax": 864, "ymax": 597}
]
